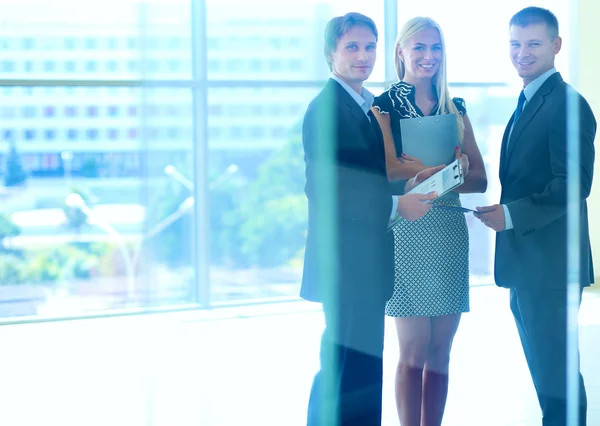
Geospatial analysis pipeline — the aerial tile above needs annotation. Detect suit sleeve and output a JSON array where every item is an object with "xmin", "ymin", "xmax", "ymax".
[
  {"xmin": 303, "ymin": 104, "xmax": 390, "ymax": 228},
  {"xmin": 507, "ymin": 95, "xmax": 596, "ymax": 236}
]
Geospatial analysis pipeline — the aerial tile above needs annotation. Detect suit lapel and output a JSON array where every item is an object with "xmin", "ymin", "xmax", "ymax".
[
  {"xmin": 346, "ymin": 103, "xmax": 379, "ymax": 146},
  {"xmin": 499, "ymin": 121, "xmax": 511, "ymax": 182},
  {"xmin": 504, "ymin": 94, "xmax": 544, "ymax": 164},
  {"xmin": 501, "ymin": 73, "xmax": 563, "ymax": 177},
  {"xmin": 331, "ymin": 80, "xmax": 377, "ymax": 148},
  {"xmin": 369, "ymin": 110, "xmax": 385, "ymax": 160},
  {"xmin": 328, "ymin": 79, "xmax": 386, "ymax": 172}
]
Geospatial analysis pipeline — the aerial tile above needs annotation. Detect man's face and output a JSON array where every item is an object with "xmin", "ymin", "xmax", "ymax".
[
  {"xmin": 329, "ymin": 25, "xmax": 377, "ymax": 88},
  {"xmin": 509, "ymin": 23, "xmax": 561, "ymax": 86}
]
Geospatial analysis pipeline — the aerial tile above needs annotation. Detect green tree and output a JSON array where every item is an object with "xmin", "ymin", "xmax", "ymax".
[
  {"xmin": 208, "ymin": 159, "xmax": 247, "ymax": 267},
  {"xmin": 0, "ymin": 253, "xmax": 26, "ymax": 285},
  {"xmin": 0, "ymin": 213, "xmax": 20, "ymax": 242},
  {"xmin": 0, "ymin": 212, "xmax": 20, "ymax": 254},
  {"xmin": 143, "ymin": 160, "xmax": 246, "ymax": 268},
  {"xmin": 142, "ymin": 134, "xmax": 309, "ymax": 270},
  {"xmin": 238, "ymin": 126, "xmax": 308, "ymax": 267},
  {"xmin": 26, "ymin": 245, "xmax": 99, "ymax": 284},
  {"xmin": 3, "ymin": 142, "xmax": 27, "ymax": 187},
  {"xmin": 144, "ymin": 166, "xmax": 194, "ymax": 268},
  {"xmin": 0, "ymin": 214, "xmax": 25, "ymax": 285}
]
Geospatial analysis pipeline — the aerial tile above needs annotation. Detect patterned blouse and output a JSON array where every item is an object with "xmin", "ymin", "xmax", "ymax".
[
  {"xmin": 373, "ymin": 81, "xmax": 467, "ymax": 195},
  {"xmin": 374, "ymin": 81, "xmax": 465, "ymax": 146}
]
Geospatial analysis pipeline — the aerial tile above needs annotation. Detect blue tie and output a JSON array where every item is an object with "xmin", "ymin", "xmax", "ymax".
[{"xmin": 513, "ymin": 90, "xmax": 526, "ymax": 123}]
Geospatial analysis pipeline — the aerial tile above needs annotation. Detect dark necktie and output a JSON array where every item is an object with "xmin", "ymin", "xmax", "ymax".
[{"xmin": 513, "ymin": 90, "xmax": 526, "ymax": 123}]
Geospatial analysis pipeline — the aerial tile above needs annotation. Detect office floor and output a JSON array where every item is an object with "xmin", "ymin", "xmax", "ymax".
[{"xmin": 0, "ymin": 285, "xmax": 598, "ymax": 426}]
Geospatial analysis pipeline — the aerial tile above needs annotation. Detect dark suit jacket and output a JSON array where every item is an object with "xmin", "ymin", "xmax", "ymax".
[
  {"xmin": 495, "ymin": 72, "xmax": 596, "ymax": 290},
  {"xmin": 300, "ymin": 79, "xmax": 394, "ymax": 304}
]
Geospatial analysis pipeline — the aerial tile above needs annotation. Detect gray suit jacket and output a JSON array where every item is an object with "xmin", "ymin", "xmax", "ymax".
[
  {"xmin": 495, "ymin": 72, "xmax": 596, "ymax": 290},
  {"xmin": 300, "ymin": 79, "xmax": 394, "ymax": 304}
]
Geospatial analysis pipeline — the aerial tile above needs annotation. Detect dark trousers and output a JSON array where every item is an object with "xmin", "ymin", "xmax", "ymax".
[
  {"xmin": 510, "ymin": 287, "xmax": 587, "ymax": 426},
  {"xmin": 307, "ymin": 297, "xmax": 386, "ymax": 426}
]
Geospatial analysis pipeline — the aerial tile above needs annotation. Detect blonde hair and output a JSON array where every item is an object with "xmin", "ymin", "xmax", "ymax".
[{"xmin": 395, "ymin": 17, "xmax": 465, "ymax": 142}]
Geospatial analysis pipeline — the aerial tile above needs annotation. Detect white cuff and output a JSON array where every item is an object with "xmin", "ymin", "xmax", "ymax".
[
  {"xmin": 390, "ymin": 195, "xmax": 399, "ymax": 221},
  {"xmin": 502, "ymin": 204, "xmax": 514, "ymax": 230}
]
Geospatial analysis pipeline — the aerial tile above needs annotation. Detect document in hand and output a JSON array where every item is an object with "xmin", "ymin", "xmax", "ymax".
[
  {"xmin": 407, "ymin": 158, "xmax": 465, "ymax": 199},
  {"xmin": 387, "ymin": 158, "xmax": 466, "ymax": 231},
  {"xmin": 400, "ymin": 113, "xmax": 459, "ymax": 166}
]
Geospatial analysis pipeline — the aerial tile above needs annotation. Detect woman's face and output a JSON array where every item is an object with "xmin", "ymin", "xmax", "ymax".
[{"xmin": 399, "ymin": 27, "xmax": 443, "ymax": 82}]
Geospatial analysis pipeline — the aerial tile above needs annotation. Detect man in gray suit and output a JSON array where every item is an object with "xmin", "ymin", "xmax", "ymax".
[
  {"xmin": 476, "ymin": 7, "xmax": 596, "ymax": 426},
  {"xmin": 301, "ymin": 12, "xmax": 438, "ymax": 426}
]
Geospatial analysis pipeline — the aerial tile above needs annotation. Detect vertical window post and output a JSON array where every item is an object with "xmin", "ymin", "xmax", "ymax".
[{"xmin": 191, "ymin": 0, "xmax": 210, "ymax": 308}]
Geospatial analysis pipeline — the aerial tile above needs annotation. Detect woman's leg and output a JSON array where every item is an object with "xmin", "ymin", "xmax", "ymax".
[
  {"xmin": 421, "ymin": 313, "xmax": 462, "ymax": 426},
  {"xmin": 394, "ymin": 316, "xmax": 431, "ymax": 426}
]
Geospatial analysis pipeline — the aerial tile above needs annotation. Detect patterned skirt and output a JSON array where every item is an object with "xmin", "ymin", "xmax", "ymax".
[{"xmin": 385, "ymin": 196, "xmax": 470, "ymax": 318}]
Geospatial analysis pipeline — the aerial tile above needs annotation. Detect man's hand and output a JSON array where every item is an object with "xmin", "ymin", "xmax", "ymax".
[
  {"xmin": 405, "ymin": 164, "xmax": 445, "ymax": 192},
  {"xmin": 474, "ymin": 204, "xmax": 505, "ymax": 232},
  {"xmin": 397, "ymin": 192, "xmax": 437, "ymax": 221}
]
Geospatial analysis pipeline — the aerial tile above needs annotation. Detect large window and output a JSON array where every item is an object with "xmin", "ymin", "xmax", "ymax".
[{"xmin": 0, "ymin": 0, "xmax": 575, "ymax": 319}]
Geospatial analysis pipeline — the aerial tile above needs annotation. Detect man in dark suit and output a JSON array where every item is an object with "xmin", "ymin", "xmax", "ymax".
[
  {"xmin": 476, "ymin": 7, "xmax": 596, "ymax": 426},
  {"xmin": 301, "ymin": 12, "xmax": 438, "ymax": 426}
]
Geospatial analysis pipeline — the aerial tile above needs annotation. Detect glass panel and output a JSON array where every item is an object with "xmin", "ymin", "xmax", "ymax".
[
  {"xmin": 0, "ymin": 0, "xmax": 192, "ymax": 80},
  {"xmin": 206, "ymin": 0, "xmax": 386, "ymax": 82},
  {"xmin": 0, "ymin": 87, "xmax": 195, "ymax": 318}
]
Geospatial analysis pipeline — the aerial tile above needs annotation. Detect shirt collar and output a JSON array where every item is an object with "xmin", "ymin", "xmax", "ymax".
[
  {"xmin": 330, "ymin": 73, "xmax": 374, "ymax": 114},
  {"xmin": 523, "ymin": 67, "xmax": 557, "ymax": 102}
]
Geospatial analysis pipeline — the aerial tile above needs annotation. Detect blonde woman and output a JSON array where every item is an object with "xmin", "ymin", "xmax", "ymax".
[{"xmin": 371, "ymin": 17, "xmax": 487, "ymax": 426}]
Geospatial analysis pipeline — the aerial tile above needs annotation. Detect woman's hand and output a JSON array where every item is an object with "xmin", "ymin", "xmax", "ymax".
[
  {"xmin": 398, "ymin": 153, "xmax": 424, "ymax": 165},
  {"xmin": 404, "ymin": 164, "xmax": 446, "ymax": 193},
  {"xmin": 456, "ymin": 146, "xmax": 469, "ymax": 176}
]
